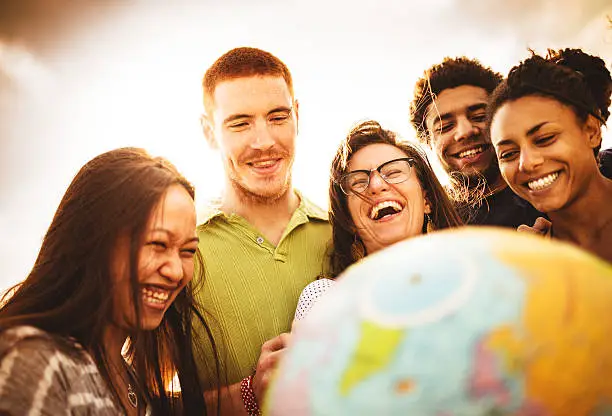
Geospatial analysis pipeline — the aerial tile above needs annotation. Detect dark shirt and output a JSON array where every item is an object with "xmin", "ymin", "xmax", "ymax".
[
  {"xmin": 599, "ymin": 148, "xmax": 612, "ymax": 179},
  {"xmin": 464, "ymin": 186, "xmax": 542, "ymax": 228}
]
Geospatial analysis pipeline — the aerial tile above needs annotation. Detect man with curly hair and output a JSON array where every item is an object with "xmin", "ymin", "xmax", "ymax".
[{"xmin": 410, "ymin": 57, "xmax": 541, "ymax": 228}]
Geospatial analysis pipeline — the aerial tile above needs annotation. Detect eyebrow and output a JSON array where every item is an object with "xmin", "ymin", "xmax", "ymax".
[
  {"xmin": 150, "ymin": 228, "xmax": 199, "ymax": 244},
  {"xmin": 223, "ymin": 106, "xmax": 293, "ymax": 125},
  {"xmin": 494, "ymin": 122, "xmax": 550, "ymax": 147},
  {"xmin": 526, "ymin": 121, "xmax": 548, "ymax": 137}
]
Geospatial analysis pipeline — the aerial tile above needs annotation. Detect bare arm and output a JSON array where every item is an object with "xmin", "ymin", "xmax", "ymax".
[
  {"xmin": 204, "ymin": 382, "xmax": 247, "ymax": 415},
  {"xmin": 204, "ymin": 333, "xmax": 291, "ymax": 415}
]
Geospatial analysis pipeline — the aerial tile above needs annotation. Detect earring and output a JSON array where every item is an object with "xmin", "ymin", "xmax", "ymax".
[{"xmin": 425, "ymin": 214, "xmax": 435, "ymax": 234}]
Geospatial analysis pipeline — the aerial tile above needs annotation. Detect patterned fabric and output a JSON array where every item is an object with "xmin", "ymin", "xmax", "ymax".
[
  {"xmin": 0, "ymin": 326, "xmax": 121, "ymax": 416},
  {"xmin": 193, "ymin": 191, "xmax": 331, "ymax": 388},
  {"xmin": 294, "ymin": 279, "xmax": 336, "ymax": 321}
]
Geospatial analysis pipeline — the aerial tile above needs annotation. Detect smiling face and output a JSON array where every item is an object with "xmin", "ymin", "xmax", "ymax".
[
  {"xmin": 205, "ymin": 75, "xmax": 297, "ymax": 203},
  {"xmin": 490, "ymin": 95, "xmax": 601, "ymax": 213},
  {"xmin": 347, "ymin": 143, "xmax": 431, "ymax": 254},
  {"xmin": 425, "ymin": 85, "xmax": 498, "ymax": 181},
  {"xmin": 112, "ymin": 184, "xmax": 198, "ymax": 331}
]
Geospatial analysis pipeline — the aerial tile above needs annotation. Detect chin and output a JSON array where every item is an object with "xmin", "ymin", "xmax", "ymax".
[{"xmin": 140, "ymin": 318, "xmax": 164, "ymax": 331}]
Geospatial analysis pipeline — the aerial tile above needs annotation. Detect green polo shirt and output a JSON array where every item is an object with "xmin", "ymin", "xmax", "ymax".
[{"xmin": 193, "ymin": 191, "xmax": 331, "ymax": 388}]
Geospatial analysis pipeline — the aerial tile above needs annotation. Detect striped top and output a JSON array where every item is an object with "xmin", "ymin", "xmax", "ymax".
[
  {"xmin": 0, "ymin": 325, "xmax": 121, "ymax": 415},
  {"xmin": 193, "ymin": 191, "xmax": 332, "ymax": 388}
]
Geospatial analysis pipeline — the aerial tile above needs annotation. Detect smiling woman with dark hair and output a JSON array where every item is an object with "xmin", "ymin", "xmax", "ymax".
[
  {"xmin": 488, "ymin": 48, "xmax": 612, "ymax": 263},
  {"xmin": 0, "ymin": 148, "xmax": 218, "ymax": 415},
  {"xmin": 294, "ymin": 121, "xmax": 463, "ymax": 320}
]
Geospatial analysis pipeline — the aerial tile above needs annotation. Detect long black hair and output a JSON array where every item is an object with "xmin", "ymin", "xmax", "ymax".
[{"xmin": 0, "ymin": 147, "xmax": 219, "ymax": 414}]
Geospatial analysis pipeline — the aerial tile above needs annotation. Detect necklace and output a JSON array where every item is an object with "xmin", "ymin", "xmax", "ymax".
[{"xmin": 127, "ymin": 382, "xmax": 138, "ymax": 408}]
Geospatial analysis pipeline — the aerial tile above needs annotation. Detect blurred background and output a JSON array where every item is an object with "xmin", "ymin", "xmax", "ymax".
[{"xmin": 1, "ymin": 0, "xmax": 611, "ymax": 291}]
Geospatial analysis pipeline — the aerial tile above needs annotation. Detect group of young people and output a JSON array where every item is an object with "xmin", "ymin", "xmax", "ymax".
[{"xmin": 0, "ymin": 44, "xmax": 610, "ymax": 415}]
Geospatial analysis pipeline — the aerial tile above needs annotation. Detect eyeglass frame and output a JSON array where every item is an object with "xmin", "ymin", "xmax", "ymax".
[{"xmin": 337, "ymin": 157, "xmax": 415, "ymax": 196}]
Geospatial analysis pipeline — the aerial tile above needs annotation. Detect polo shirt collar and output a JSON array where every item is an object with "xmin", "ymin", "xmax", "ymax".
[{"xmin": 199, "ymin": 189, "xmax": 328, "ymax": 225}]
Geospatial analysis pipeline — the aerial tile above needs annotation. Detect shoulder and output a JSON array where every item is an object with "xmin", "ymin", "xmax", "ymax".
[
  {"xmin": 295, "ymin": 279, "xmax": 336, "ymax": 321},
  {"xmin": 296, "ymin": 191, "xmax": 329, "ymax": 222},
  {"xmin": 0, "ymin": 325, "xmax": 70, "ymax": 355},
  {"xmin": 0, "ymin": 326, "xmax": 90, "ymax": 413}
]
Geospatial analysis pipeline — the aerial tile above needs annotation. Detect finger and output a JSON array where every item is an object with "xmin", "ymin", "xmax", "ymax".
[
  {"xmin": 517, "ymin": 224, "xmax": 536, "ymax": 233},
  {"xmin": 261, "ymin": 332, "xmax": 291, "ymax": 353},
  {"xmin": 533, "ymin": 217, "xmax": 552, "ymax": 232},
  {"xmin": 257, "ymin": 348, "xmax": 286, "ymax": 373}
]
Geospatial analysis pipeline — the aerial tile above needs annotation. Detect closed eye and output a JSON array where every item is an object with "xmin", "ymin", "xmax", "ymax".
[
  {"xmin": 180, "ymin": 248, "xmax": 197, "ymax": 258},
  {"xmin": 498, "ymin": 149, "xmax": 519, "ymax": 161},
  {"xmin": 438, "ymin": 122, "xmax": 454, "ymax": 134},
  {"xmin": 148, "ymin": 241, "xmax": 167, "ymax": 250},
  {"xmin": 228, "ymin": 121, "xmax": 249, "ymax": 129},
  {"xmin": 470, "ymin": 113, "xmax": 486, "ymax": 123},
  {"xmin": 534, "ymin": 134, "xmax": 556, "ymax": 146},
  {"xmin": 269, "ymin": 113, "xmax": 289, "ymax": 123}
]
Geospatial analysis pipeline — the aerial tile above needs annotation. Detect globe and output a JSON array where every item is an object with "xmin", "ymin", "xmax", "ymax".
[{"xmin": 266, "ymin": 227, "xmax": 612, "ymax": 416}]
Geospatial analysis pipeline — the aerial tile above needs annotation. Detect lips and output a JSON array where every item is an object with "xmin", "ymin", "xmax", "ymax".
[{"xmin": 369, "ymin": 200, "xmax": 404, "ymax": 221}]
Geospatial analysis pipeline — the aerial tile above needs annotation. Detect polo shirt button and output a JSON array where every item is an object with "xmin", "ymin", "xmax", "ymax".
[{"xmin": 256, "ymin": 236, "xmax": 264, "ymax": 245}]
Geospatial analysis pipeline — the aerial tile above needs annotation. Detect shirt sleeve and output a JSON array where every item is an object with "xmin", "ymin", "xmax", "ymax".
[
  {"xmin": 294, "ymin": 279, "xmax": 336, "ymax": 321},
  {"xmin": 0, "ymin": 336, "xmax": 71, "ymax": 416}
]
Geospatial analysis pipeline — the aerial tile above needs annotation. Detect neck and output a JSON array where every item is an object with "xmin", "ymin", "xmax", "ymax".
[
  {"xmin": 221, "ymin": 185, "xmax": 300, "ymax": 245},
  {"xmin": 549, "ymin": 174, "xmax": 612, "ymax": 245},
  {"xmin": 102, "ymin": 324, "xmax": 128, "ymax": 368}
]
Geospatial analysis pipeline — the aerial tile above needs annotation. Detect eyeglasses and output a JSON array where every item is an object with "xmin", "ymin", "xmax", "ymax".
[{"xmin": 338, "ymin": 158, "xmax": 415, "ymax": 195}]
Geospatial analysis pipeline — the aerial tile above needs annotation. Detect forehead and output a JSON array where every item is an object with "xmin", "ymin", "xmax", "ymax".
[
  {"xmin": 490, "ymin": 95, "xmax": 574, "ymax": 144},
  {"xmin": 426, "ymin": 85, "xmax": 488, "ymax": 122},
  {"xmin": 348, "ymin": 143, "xmax": 408, "ymax": 171},
  {"xmin": 147, "ymin": 185, "xmax": 196, "ymax": 232},
  {"xmin": 211, "ymin": 76, "xmax": 292, "ymax": 121}
]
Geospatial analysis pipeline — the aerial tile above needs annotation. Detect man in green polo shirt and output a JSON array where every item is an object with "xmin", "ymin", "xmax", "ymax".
[{"xmin": 195, "ymin": 47, "xmax": 331, "ymax": 414}]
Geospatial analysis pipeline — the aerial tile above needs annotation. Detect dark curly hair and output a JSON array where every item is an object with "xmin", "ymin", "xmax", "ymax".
[
  {"xmin": 328, "ymin": 120, "xmax": 463, "ymax": 277},
  {"xmin": 487, "ymin": 48, "xmax": 611, "ymax": 156},
  {"xmin": 410, "ymin": 57, "xmax": 503, "ymax": 143}
]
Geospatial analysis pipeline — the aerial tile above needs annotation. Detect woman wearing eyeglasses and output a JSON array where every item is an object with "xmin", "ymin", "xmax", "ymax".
[{"xmin": 294, "ymin": 120, "xmax": 462, "ymax": 320}]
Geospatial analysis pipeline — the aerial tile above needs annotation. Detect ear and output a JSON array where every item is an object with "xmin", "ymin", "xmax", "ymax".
[
  {"xmin": 200, "ymin": 114, "xmax": 218, "ymax": 149},
  {"xmin": 423, "ymin": 192, "xmax": 432, "ymax": 215},
  {"xmin": 584, "ymin": 114, "xmax": 602, "ymax": 150},
  {"xmin": 294, "ymin": 99, "xmax": 300, "ymax": 133}
]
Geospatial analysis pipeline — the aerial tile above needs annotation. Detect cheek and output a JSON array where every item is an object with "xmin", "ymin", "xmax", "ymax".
[
  {"xmin": 347, "ymin": 199, "xmax": 364, "ymax": 225},
  {"xmin": 499, "ymin": 162, "xmax": 518, "ymax": 183},
  {"xmin": 182, "ymin": 259, "xmax": 195, "ymax": 283},
  {"xmin": 432, "ymin": 136, "xmax": 447, "ymax": 156}
]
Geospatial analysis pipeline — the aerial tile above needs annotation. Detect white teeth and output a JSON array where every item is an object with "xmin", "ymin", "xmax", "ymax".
[
  {"xmin": 527, "ymin": 172, "xmax": 560, "ymax": 191},
  {"xmin": 457, "ymin": 146, "xmax": 484, "ymax": 159},
  {"xmin": 251, "ymin": 160, "xmax": 277, "ymax": 168},
  {"xmin": 141, "ymin": 287, "xmax": 169, "ymax": 305},
  {"xmin": 369, "ymin": 200, "xmax": 403, "ymax": 220}
]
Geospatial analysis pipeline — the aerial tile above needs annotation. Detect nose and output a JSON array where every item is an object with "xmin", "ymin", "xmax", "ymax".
[
  {"xmin": 454, "ymin": 116, "xmax": 479, "ymax": 142},
  {"xmin": 251, "ymin": 122, "xmax": 275, "ymax": 150},
  {"xmin": 366, "ymin": 171, "xmax": 389, "ymax": 194},
  {"xmin": 160, "ymin": 252, "xmax": 183, "ymax": 283},
  {"xmin": 519, "ymin": 147, "xmax": 544, "ymax": 173}
]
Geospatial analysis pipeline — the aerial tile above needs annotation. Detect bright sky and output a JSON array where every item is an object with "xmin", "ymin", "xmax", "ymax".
[{"xmin": 1, "ymin": 0, "xmax": 611, "ymax": 291}]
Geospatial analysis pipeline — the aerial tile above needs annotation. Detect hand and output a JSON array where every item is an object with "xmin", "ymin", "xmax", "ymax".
[
  {"xmin": 251, "ymin": 332, "xmax": 291, "ymax": 405},
  {"xmin": 517, "ymin": 217, "xmax": 552, "ymax": 237}
]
